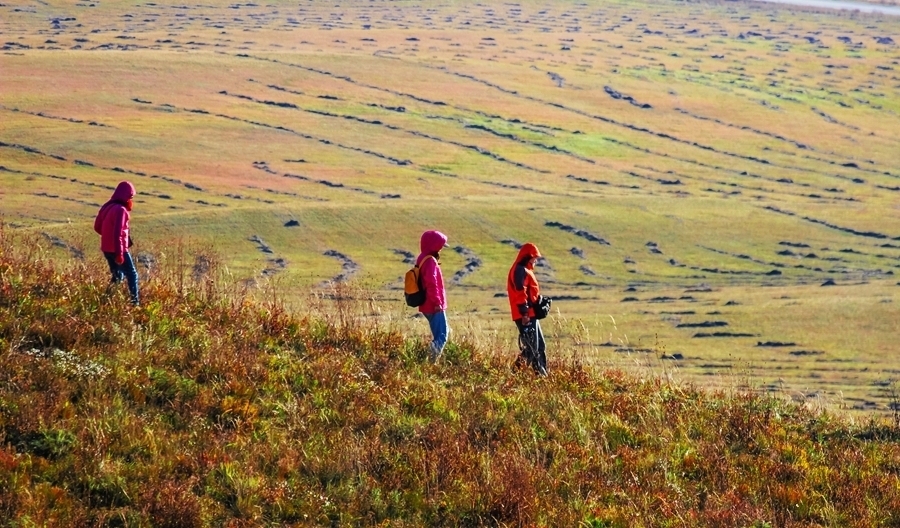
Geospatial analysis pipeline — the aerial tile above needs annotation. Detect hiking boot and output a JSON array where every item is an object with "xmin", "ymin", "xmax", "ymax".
[{"xmin": 428, "ymin": 342, "xmax": 442, "ymax": 363}]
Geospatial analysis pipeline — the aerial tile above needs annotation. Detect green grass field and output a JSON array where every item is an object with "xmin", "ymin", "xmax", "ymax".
[{"xmin": 3, "ymin": 0, "xmax": 900, "ymax": 413}]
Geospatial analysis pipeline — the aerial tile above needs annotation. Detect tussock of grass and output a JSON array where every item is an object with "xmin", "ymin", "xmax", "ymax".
[{"xmin": 1, "ymin": 228, "xmax": 899, "ymax": 527}]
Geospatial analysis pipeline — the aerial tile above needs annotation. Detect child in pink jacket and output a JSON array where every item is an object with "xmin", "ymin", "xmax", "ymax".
[
  {"xmin": 416, "ymin": 230, "xmax": 448, "ymax": 362},
  {"xmin": 94, "ymin": 181, "xmax": 139, "ymax": 305}
]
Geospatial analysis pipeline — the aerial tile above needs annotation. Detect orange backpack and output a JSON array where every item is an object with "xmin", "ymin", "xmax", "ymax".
[{"xmin": 404, "ymin": 255, "xmax": 434, "ymax": 307}]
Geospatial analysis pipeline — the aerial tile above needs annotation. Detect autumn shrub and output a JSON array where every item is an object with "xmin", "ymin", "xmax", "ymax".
[{"xmin": 1, "ymin": 227, "xmax": 899, "ymax": 527}]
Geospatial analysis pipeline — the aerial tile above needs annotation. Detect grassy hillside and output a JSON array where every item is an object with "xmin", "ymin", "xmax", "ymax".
[
  {"xmin": 2, "ymin": 227, "xmax": 900, "ymax": 526},
  {"xmin": 2, "ymin": 0, "xmax": 900, "ymax": 412}
]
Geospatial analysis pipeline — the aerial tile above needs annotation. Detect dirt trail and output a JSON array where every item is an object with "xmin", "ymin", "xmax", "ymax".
[
  {"xmin": 248, "ymin": 235, "xmax": 287, "ymax": 278},
  {"xmin": 323, "ymin": 250, "xmax": 360, "ymax": 284},
  {"xmin": 449, "ymin": 246, "xmax": 482, "ymax": 285}
]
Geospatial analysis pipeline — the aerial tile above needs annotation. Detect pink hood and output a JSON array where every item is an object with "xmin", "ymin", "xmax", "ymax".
[
  {"xmin": 109, "ymin": 181, "xmax": 135, "ymax": 204},
  {"xmin": 94, "ymin": 181, "xmax": 135, "ymax": 255},
  {"xmin": 418, "ymin": 230, "xmax": 448, "ymax": 261}
]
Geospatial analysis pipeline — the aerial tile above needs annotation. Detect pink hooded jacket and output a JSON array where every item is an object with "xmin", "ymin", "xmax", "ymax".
[
  {"xmin": 93, "ymin": 181, "xmax": 135, "ymax": 256},
  {"xmin": 416, "ymin": 230, "xmax": 448, "ymax": 315}
]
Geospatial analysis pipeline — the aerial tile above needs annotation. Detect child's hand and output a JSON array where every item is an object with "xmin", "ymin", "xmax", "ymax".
[{"xmin": 115, "ymin": 254, "xmax": 125, "ymax": 265}]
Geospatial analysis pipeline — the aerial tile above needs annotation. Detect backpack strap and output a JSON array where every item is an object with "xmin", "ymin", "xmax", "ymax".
[
  {"xmin": 417, "ymin": 254, "xmax": 436, "ymax": 287},
  {"xmin": 417, "ymin": 254, "xmax": 436, "ymax": 270}
]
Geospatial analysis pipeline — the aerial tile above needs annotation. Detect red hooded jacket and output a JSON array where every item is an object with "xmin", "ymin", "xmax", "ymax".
[
  {"xmin": 94, "ymin": 181, "xmax": 135, "ymax": 257},
  {"xmin": 507, "ymin": 243, "xmax": 541, "ymax": 320},
  {"xmin": 416, "ymin": 230, "xmax": 448, "ymax": 315}
]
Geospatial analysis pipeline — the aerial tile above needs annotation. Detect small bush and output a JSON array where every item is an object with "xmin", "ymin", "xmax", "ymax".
[{"xmin": 0, "ymin": 229, "xmax": 898, "ymax": 526}]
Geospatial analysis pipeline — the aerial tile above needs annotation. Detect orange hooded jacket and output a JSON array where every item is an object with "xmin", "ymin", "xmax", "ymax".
[{"xmin": 507, "ymin": 243, "xmax": 541, "ymax": 321}]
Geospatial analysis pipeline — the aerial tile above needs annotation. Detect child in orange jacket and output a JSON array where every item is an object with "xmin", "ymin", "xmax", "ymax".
[{"xmin": 507, "ymin": 242, "xmax": 547, "ymax": 375}]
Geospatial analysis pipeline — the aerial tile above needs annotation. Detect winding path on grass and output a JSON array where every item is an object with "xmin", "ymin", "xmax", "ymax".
[
  {"xmin": 0, "ymin": 104, "xmax": 114, "ymax": 129},
  {"xmin": 432, "ymin": 65, "xmax": 892, "ymax": 184},
  {"xmin": 248, "ymin": 235, "xmax": 287, "ymax": 279},
  {"xmin": 250, "ymin": 161, "xmax": 389, "ymax": 199},
  {"xmin": 228, "ymin": 49, "xmax": 894, "ymax": 200},
  {"xmin": 764, "ymin": 205, "xmax": 900, "ymax": 240},
  {"xmin": 323, "ymin": 250, "xmax": 360, "ymax": 284},
  {"xmin": 0, "ymin": 142, "xmax": 284, "ymax": 208},
  {"xmin": 258, "ymin": 80, "xmax": 586, "ymax": 162},
  {"xmin": 148, "ymin": 99, "xmax": 413, "ymax": 167},
  {"xmin": 449, "ymin": 246, "xmax": 482, "ymax": 285},
  {"xmin": 222, "ymin": 90, "xmax": 550, "ymax": 174}
]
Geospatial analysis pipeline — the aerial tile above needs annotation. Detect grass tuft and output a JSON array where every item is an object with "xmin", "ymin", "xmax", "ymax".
[{"xmin": 1, "ymin": 228, "xmax": 899, "ymax": 526}]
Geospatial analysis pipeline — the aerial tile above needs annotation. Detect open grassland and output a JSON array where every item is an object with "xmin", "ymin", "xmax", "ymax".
[
  {"xmin": 1, "ymin": 231, "xmax": 899, "ymax": 527},
  {"xmin": 2, "ymin": 0, "xmax": 900, "ymax": 414}
]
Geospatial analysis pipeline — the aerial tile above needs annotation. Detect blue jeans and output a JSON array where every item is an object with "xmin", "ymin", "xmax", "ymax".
[
  {"xmin": 424, "ymin": 310, "xmax": 448, "ymax": 359},
  {"xmin": 104, "ymin": 251, "xmax": 139, "ymax": 305}
]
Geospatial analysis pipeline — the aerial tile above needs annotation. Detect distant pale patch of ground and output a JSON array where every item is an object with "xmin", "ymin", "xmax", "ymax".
[{"xmin": 821, "ymin": 0, "xmax": 899, "ymax": 7}]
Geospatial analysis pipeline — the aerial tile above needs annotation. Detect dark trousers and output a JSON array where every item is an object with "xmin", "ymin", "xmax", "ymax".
[
  {"xmin": 515, "ymin": 318, "xmax": 547, "ymax": 375},
  {"xmin": 103, "ymin": 251, "xmax": 139, "ymax": 305}
]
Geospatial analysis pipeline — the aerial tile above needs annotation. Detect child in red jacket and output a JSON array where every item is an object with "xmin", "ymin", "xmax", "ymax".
[
  {"xmin": 94, "ymin": 181, "xmax": 139, "ymax": 305},
  {"xmin": 416, "ymin": 230, "xmax": 449, "ymax": 362}
]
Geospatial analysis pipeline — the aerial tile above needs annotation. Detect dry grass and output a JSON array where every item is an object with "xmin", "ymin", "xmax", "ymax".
[{"xmin": 2, "ymin": 227, "xmax": 900, "ymax": 527}]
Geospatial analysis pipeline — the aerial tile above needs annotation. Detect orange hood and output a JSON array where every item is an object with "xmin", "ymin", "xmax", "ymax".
[{"xmin": 515, "ymin": 243, "xmax": 541, "ymax": 268}]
